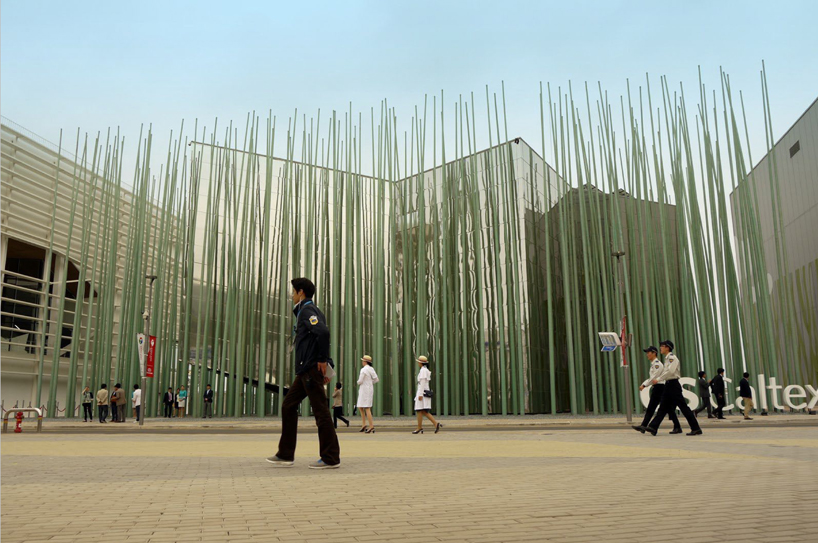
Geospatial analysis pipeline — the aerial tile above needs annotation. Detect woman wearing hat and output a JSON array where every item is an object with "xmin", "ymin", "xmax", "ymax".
[
  {"xmin": 356, "ymin": 355, "xmax": 379, "ymax": 433},
  {"xmin": 413, "ymin": 356, "xmax": 442, "ymax": 434}
]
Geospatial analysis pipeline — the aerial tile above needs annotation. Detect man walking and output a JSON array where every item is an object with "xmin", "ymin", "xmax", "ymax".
[
  {"xmin": 266, "ymin": 278, "xmax": 340, "ymax": 469},
  {"xmin": 711, "ymin": 368, "xmax": 727, "ymax": 419},
  {"xmin": 96, "ymin": 383, "xmax": 109, "ymax": 423},
  {"xmin": 740, "ymin": 372, "xmax": 754, "ymax": 420},
  {"xmin": 637, "ymin": 341, "xmax": 702, "ymax": 436},
  {"xmin": 203, "ymin": 384, "xmax": 214, "ymax": 419},
  {"xmin": 693, "ymin": 371, "xmax": 715, "ymax": 419},
  {"xmin": 163, "ymin": 388, "xmax": 174, "ymax": 418},
  {"xmin": 633, "ymin": 346, "xmax": 682, "ymax": 434}
]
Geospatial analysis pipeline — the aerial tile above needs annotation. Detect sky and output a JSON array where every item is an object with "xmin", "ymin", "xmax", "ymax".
[{"xmin": 2, "ymin": 0, "xmax": 818, "ymax": 178}]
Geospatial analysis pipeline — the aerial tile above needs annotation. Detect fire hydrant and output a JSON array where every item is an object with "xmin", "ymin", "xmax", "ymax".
[{"xmin": 14, "ymin": 411, "xmax": 23, "ymax": 433}]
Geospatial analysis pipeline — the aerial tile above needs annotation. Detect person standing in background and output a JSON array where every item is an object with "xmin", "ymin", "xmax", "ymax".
[
  {"xmin": 110, "ymin": 384, "xmax": 121, "ymax": 423},
  {"xmin": 203, "ymin": 384, "xmax": 214, "ymax": 419},
  {"xmin": 115, "ymin": 383, "xmax": 127, "ymax": 422},
  {"xmin": 81, "ymin": 386, "xmax": 94, "ymax": 422},
  {"xmin": 96, "ymin": 384, "xmax": 109, "ymax": 423},
  {"xmin": 132, "ymin": 384, "xmax": 142, "ymax": 423},
  {"xmin": 164, "ymin": 388, "xmax": 175, "ymax": 418},
  {"xmin": 177, "ymin": 385, "xmax": 187, "ymax": 418}
]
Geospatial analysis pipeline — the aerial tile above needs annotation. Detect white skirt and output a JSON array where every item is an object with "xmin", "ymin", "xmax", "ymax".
[
  {"xmin": 357, "ymin": 384, "xmax": 374, "ymax": 408},
  {"xmin": 177, "ymin": 399, "xmax": 186, "ymax": 408},
  {"xmin": 414, "ymin": 393, "xmax": 432, "ymax": 411}
]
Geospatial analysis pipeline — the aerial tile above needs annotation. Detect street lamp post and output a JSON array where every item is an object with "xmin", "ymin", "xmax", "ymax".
[
  {"xmin": 140, "ymin": 274, "xmax": 157, "ymax": 427},
  {"xmin": 612, "ymin": 251, "xmax": 632, "ymax": 423}
]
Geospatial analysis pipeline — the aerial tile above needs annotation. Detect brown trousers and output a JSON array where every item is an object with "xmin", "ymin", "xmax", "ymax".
[{"xmin": 276, "ymin": 366, "xmax": 340, "ymax": 465}]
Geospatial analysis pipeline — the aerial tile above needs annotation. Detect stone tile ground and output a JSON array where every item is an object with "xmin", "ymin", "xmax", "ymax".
[{"xmin": 2, "ymin": 426, "xmax": 816, "ymax": 542}]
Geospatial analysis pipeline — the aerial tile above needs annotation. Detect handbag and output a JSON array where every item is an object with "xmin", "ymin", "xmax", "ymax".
[{"xmin": 423, "ymin": 389, "xmax": 434, "ymax": 398}]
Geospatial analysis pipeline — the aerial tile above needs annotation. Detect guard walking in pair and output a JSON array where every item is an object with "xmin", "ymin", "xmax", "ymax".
[
  {"xmin": 634, "ymin": 340, "xmax": 702, "ymax": 436},
  {"xmin": 635, "ymin": 346, "xmax": 682, "ymax": 434}
]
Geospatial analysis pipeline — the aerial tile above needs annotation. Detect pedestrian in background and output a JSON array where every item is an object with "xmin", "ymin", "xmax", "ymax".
[
  {"xmin": 81, "ymin": 386, "xmax": 94, "ymax": 422},
  {"xmin": 693, "ymin": 371, "xmax": 714, "ymax": 418},
  {"xmin": 115, "ymin": 383, "xmax": 127, "ymax": 422},
  {"xmin": 110, "ymin": 384, "xmax": 121, "ymax": 423},
  {"xmin": 332, "ymin": 382, "xmax": 349, "ymax": 429},
  {"xmin": 740, "ymin": 372, "xmax": 754, "ymax": 420},
  {"xmin": 711, "ymin": 368, "xmax": 727, "ymax": 419},
  {"xmin": 266, "ymin": 277, "xmax": 340, "ymax": 469},
  {"xmin": 132, "ymin": 384, "xmax": 141, "ymax": 423},
  {"xmin": 413, "ymin": 356, "xmax": 441, "ymax": 434},
  {"xmin": 163, "ymin": 388, "xmax": 174, "ymax": 418},
  {"xmin": 96, "ymin": 383, "xmax": 109, "ymax": 423},
  {"xmin": 203, "ymin": 384, "xmax": 214, "ymax": 419},
  {"xmin": 356, "ymin": 355, "xmax": 379, "ymax": 433},
  {"xmin": 633, "ymin": 346, "xmax": 682, "ymax": 434},
  {"xmin": 177, "ymin": 385, "xmax": 187, "ymax": 418}
]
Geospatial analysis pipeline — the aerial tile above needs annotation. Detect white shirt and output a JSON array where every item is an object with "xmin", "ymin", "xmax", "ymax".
[
  {"xmin": 132, "ymin": 389, "xmax": 142, "ymax": 407},
  {"xmin": 653, "ymin": 353, "xmax": 681, "ymax": 382},
  {"xmin": 642, "ymin": 359, "xmax": 665, "ymax": 387}
]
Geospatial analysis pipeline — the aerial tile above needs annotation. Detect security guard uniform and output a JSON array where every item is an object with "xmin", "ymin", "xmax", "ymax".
[
  {"xmin": 644, "ymin": 343, "xmax": 702, "ymax": 436},
  {"xmin": 637, "ymin": 349, "xmax": 681, "ymax": 433}
]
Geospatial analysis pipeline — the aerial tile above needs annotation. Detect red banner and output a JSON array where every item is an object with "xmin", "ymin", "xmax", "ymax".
[{"xmin": 146, "ymin": 336, "xmax": 157, "ymax": 378}]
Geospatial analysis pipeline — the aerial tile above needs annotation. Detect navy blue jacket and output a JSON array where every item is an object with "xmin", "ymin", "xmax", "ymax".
[
  {"xmin": 292, "ymin": 300, "xmax": 330, "ymax": 375},
  {"xmin": 739, "ymin": 378, "xmax": 752, "ymax": 399},
  {"xmin": 710, "ymin": 374, "xmax": 726, "ymax": 396}
]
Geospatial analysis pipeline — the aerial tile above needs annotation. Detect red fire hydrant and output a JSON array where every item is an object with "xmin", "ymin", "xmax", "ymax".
[{"xmin": 14, "ymin": 411, "xmax": 24, "ymax": 433}]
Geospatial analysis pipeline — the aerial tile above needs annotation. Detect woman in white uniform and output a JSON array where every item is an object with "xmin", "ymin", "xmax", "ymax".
[
  {"xmin": 413, "ymin": 355, "xmax": 442, "ymax": 434},
  {"xmin": 356, "ymin": 355, "xmax": 379, "ymax": 433}
]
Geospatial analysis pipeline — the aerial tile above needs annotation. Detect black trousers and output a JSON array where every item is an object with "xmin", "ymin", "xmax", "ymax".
[
  {"xmin": 277, "ymin": 367, "xmax": 340, "ymax": 465},
  {"xmin": 135, "ymin": 406, "xmax": 141, "ymax": 422},
  {"xmin": 82, "ymin": 403, "xmax": 93, "ymax": 421},
  {"xmin": 714, "ymin": 394, "xmax": 726, "ymax": 418},
  {"xmin": 648, "ymin": 379, "xmax": 701, "ymax": 432},
  {"xmin": 110, "ymin": 403, "xmax": 118, "ymax": 422},
  {"xmin": 641, "ymin": 384, "xmax": 681, "ymax": 429},
  {"xmin": 98, "ymin": 405, "xmax": 108, "ymax": 422},
  {"xmin": 164, "ymin": 403, "xmax": 173, "ymax": 417},
  {"xmin": 694, "ymin": 396, "xmax": 712, "ymax": 416},
  {"xmin": 333, "ymin": 406, "xmax": 349, "ymax": 428}
]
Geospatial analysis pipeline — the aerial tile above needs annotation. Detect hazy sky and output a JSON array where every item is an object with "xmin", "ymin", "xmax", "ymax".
[{"xmin": 2, "ymin": 0, "xmax": 817, "ymax": 175}]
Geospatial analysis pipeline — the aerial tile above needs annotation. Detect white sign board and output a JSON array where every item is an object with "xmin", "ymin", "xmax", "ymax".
[{"xmin": 598, "ymin": 332, "xmax": 620, "ymax": 352}]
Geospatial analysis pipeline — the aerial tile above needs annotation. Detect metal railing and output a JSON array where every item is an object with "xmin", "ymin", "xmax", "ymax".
[{"xmin": 2, "ymin": 407, "xmax": 44, "ymax": 433}]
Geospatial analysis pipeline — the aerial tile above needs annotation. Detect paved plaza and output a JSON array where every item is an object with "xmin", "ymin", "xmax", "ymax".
[{"xmin": 2, "ymin": 422, "xmax": 817, "ymax": 542}]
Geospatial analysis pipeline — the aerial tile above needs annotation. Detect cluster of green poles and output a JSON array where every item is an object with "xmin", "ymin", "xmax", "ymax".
[{"xmin": 29, "ymin": 66, "xmax": 815, "ymax": 418}]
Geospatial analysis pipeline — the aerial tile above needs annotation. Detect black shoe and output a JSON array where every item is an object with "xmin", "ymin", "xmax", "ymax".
[
  {"xmin": 644, "ymin": 426, "xmax": 657, "ymax": 436},
  {"xmin": 345, "ymin": 420, "xmax": 350, "ymax": 427},
  {"xmin": 708, "ymin": 415, "xmax": 715, "ymax": 419},
  {"xmin": 412, "ymin": 429, "xmax": 423, "ymax": 434},
  {"xmin": 669, "ymin": 428, "xmax": 683, "ymax": 434},
  {"xmin": 632, "ymin": 425, "xmax": 646, "ymax": 434},
  {"xmin": 744, "ymin": 417, "xmax": 753, "ymax": 420},
  {"xmin": 687, "ymin": 430, "xmax": 703, "ymax": 436},
  {"xmin": 435, "ymin": 423, "xmax": 443, "ymax": 434},
  {"xmin": 717, "ymin": 416, "xmax": 725, "ymax": 420}
]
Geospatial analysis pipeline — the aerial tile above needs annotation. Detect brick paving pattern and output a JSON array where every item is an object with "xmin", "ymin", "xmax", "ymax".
[{"xmin": 2, "ymin": 425, "xmax": 816, "ymax": 542}]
